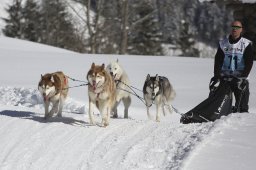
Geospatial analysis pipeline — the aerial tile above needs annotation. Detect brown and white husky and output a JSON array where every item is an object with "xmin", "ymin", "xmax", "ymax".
[
  {"xmin": 38, "ymin": 71, "xmax": 69, "ymax": 119},
  {"xmin": 87, "ymin": 63, "xmax": 116, "ymax": 127}
]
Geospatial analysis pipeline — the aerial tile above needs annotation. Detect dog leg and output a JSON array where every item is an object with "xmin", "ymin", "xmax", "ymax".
[
  {"xmin": 57, "ymin": 98, "xmax": 63, "ymax": 117},
  {"xmin": 106, "ymin": 106, "xmax": 111, "ymax": 127},
  {"xmin": 112, "ymin": 101, "xmax": 120, "ymax": 118},
  {"xmin": 101, "ymin": 106, "xmax": 109, "ymax": 127},
  {"xmin": 48, "ymin": 103, "xmax": 58, "ymax": 117},
  {"xmin": 162, "ymin": 103, "xmax": 166, "ymax": 116},
  {"xmin": 123, "ymin": 96, "xmax": 131, "ymax": 119},
  {"xmin": 146, "ymin": 106, "xmax": 152, "ymax": 120},
  {"xmin": 156, "ymin": 104, "xmax": 161, "ymax": 122},
  {"xmin": 49, "ymin": 101, "xmax": 58, "ymax": 118},
  {"xmin": 44, "ymin": 101, "xmax": 50, "ymax": 119},
  {"xmin": 163, "ymin": 97, "xmax": 173, "ymax": 114},
  {"xmin": 167, "ymin": 104, "xmax": 173, "ymax": 114},
  {"xmin": 89, "ymin": 100, "xmax": 95, "ymax": 125}
]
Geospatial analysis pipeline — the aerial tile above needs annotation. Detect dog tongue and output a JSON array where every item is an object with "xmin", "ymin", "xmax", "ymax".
[
  {"xmin": 93, "ymin": 82, "xmax": 96, "ymax": 90},
  {"xmin": 44, "ymin": 96, "xmax": 48, "ymax": 102}
]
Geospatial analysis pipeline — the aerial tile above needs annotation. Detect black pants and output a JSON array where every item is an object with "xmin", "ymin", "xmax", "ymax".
[{"xmin": 229, "ymin": 79, "xmax": 250, "ymax": 112}]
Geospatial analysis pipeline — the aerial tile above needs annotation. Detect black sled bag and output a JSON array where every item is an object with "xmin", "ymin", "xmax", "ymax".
[{"xmin": 180, "ymin": 81, "xmax": 233, "ymax": 124}]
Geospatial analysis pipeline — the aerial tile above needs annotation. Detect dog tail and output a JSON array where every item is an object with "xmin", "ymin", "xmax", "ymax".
[{"xmin": 170, "ymin": 90, "xmax": 176, "ymax": 101}]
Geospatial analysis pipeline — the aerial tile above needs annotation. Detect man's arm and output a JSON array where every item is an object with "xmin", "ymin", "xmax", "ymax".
[
  {"xmin": 214, "ymin": 45, "xmax": 224, "ymax": 78},
  {"xmin": 242, "ymin": 43, "xmax": 254, "ymax": 77}
]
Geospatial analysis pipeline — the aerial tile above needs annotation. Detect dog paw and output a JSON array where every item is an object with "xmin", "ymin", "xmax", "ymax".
[
  {"xmin": 112, "ymin": 114, "xmax": 118, "ymax": 118},
  {"xmin": 90, "ymin": 122, "xmax": 96, "ymax": 126},
  {"xmin": 103, "ymin": 122, "xmax": 109, "ymax": 127},
  {"xmin": 44, "ymin": 113, "xmax": 51, "ymax": 119},
  {"xmin": 44, "ymin": 115, "xmax": 51, "ymax": 121},
  {"xmin": 57, "ymin": 114, "xmax": 62, "ymax": 117},
  {"xmin": 147, "ymin": 115, "xmax": 153, "ymax": 120},
  {"xmin": 124, "ymin": 113, "xmax": 128, "ymax": 119},
  {"xmin": 89, "ymin": 119, "xmax": 96, "ymax": 125}
]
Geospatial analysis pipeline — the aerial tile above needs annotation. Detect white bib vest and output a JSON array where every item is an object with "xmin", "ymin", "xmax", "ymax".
[{"xmin": 219, "ymin": 37, "xmax": 251, "ymax": 77}]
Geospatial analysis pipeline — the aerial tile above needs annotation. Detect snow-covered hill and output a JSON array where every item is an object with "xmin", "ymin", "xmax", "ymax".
[{"xmin": 0, "ymin": 36, "xmax": 256, "ymax": 170}]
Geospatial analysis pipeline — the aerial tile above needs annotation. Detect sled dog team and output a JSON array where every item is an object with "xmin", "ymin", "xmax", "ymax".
[{"xmin": 38, "ymin": 60, "xmax": 176, "ymax": 127}]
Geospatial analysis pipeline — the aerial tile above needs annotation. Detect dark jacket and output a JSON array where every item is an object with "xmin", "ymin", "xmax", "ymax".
[{"xmin": 214, "ymin": 35, "xmax": 254, "ymax": 78}]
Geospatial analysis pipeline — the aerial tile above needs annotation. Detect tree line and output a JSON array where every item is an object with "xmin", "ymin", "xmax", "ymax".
[{"xmin": 2, "ymin": 0, "xmax": 232, "ymax": 56}]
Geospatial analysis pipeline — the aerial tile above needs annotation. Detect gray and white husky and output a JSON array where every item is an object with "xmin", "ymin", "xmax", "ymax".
[{"xmin": 143, "ymin": 74, "xmax": 176, "ymax": 122}]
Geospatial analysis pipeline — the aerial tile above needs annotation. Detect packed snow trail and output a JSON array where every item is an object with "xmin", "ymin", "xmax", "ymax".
[
  {"xmin": 182, "ymin": 112, "xmax": 256, "ymax": 170},
  {"xmin": 0, "ymin": 86, "xmax": 217, "ymax": 170}
]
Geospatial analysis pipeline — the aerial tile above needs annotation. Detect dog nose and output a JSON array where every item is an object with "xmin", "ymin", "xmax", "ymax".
[
  {"xmin": 43, "ymin": 92, "xmax": 46, "ymax": 96},
  {"xmin": 110, "ymin": 72, "xmax": 113, "ymax": 76}
]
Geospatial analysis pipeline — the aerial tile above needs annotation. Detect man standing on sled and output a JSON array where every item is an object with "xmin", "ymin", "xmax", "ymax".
[{"xmin": 210, "ymin": 21, "xmax": 254, "ymax": 113}]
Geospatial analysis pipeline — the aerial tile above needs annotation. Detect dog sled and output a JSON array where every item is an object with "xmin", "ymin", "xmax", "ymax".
[{"xmin": 180, "ymin": 79, "xmax": 233, "ymax": 124}]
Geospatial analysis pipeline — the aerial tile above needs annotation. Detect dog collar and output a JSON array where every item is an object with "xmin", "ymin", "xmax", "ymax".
[
  {"xmin": 90, "ymin": 84, "xmax": 104, "ymax": 95},
  {"xmin": 115, "ymin": 79, "xmax": 121, "ymax": 86}
]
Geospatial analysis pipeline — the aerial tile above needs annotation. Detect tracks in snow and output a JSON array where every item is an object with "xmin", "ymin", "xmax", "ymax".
[{"xmin": 0, "ymin": 86, "xmax": 216, "ymax": 170}]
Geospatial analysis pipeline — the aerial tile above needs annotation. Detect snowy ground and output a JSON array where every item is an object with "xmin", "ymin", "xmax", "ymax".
[{"xmin": 0, "ymin": 36, "xmax": 256, "ymax": 170}]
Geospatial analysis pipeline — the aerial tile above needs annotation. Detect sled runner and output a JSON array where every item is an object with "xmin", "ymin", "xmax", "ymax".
[{"xmin": 180, "ymin": 80, "xmax": 233, "ymax": 124}]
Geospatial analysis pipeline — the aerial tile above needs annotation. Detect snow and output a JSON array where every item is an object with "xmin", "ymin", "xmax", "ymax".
[{"xmin": 0, "ymin": 36, "xmax": 256, "ymax": 170}]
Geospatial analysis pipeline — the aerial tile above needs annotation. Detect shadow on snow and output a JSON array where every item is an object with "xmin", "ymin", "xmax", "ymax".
[{"xmin": 0, "ymin": 110, "xmax": 89, "ymax": 127}]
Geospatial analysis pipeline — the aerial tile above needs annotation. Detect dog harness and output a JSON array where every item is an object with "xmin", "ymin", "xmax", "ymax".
[{"xmin": 90, "ymin": 83, "xmax": 104, "ymax": 99}]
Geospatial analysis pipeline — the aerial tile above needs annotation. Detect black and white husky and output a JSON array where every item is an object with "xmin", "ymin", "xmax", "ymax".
[{"xmin": 143, "ymin": 74, "xmax": 176, "ymax": 122}]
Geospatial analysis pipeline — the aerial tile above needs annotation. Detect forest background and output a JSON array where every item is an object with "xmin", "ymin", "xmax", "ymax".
[{"xmin": 1, "ymin": 0, "xmax": 234, "ymax": 57}]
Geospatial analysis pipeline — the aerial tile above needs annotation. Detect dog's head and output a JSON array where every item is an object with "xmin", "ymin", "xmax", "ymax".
[
  {"xmin": 106, "ymin": 59, "xmax": 123, "ymax": 81},
  {"xmin": 143, "ymin": 74, "xmax": 161, "ymax": 100},
  {"xmin": 38, "ymin": 73, "xmax": 57, "ymax": 101},
  {"xmin": 87, "ymin": 63, "xmax": 106, "ymax": 90}
]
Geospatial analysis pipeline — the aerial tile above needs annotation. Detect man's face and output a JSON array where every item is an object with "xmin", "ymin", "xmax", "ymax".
[{"xmin": 231, "ymin": 21, "xmax": 243, "ymax": 40}]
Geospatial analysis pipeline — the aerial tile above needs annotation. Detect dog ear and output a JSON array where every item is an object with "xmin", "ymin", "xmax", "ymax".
[
  {"xmin": 156, "ymin": 74, "xmax": 159, "ymax": 81},
  {"xmin": 101, "ymin": 63, "xmax": 105, "ymax": 70},
  {"xmin": 91, "ymin": 63, "xmax": 95, "ymax": 69},
  {"xmin": 50, "ymin": 75, "xmax": 55, "ymax": 83},
  {"xmin": 52, "ymin": 74, "xmax": 62, "ymax": 87},
  {"xmin": 147, "ymin": 74, "xmax": 150, "ymax": 81}
]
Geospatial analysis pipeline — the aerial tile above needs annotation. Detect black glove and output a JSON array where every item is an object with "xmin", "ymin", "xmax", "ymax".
[
  {"xmin": 237, "ymin": 78, "xmax": 247, "ymax": 90},
  {"xmin": 209, "ymin": 76, "xmax": 220, "ymax": 91}
]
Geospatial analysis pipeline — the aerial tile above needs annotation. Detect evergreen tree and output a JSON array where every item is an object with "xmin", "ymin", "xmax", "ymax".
[
  {"xmin": 100, "ymin": 0, "xmax": 122, "ymax": 54},
  {"xmin": 40, "ymin": 0, "xmax": 84, "ymax": 51},
  {"xmin": 178, "ymin": 21, "xmax": 199, "ymax": 57},
  {"xmin": 128, "ymin": 1, "xmax": 163, "ymax": 55},
  {"xmin": 2, "ymin": 0, "xmax": 24, "ymax": 38},
  {"xmin": 23, "ymin": 0, "xmax": 42, "ymax": 42}
]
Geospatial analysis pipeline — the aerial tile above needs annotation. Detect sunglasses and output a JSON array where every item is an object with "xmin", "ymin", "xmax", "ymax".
[{"xmin": 231, "ymin": 25, "xmax": 242, "ymax": 30}]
